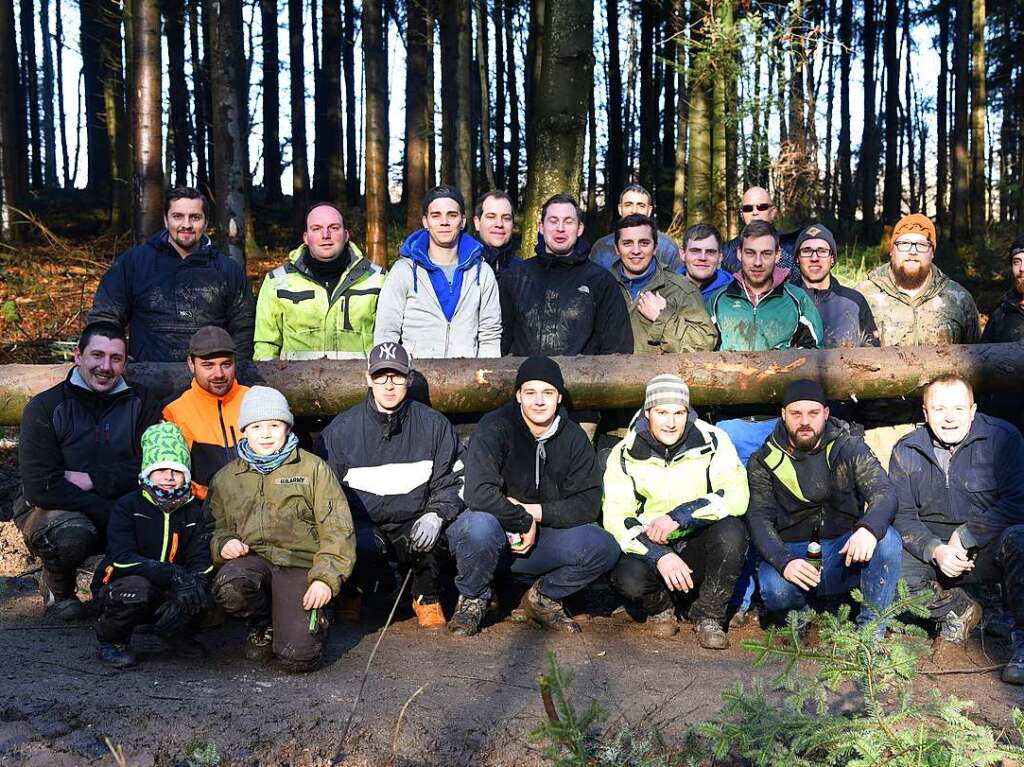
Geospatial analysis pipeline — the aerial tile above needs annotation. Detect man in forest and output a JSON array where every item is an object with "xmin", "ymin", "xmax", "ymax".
[
  {"xmin": 793, "ymin": 223, "xmax": 879, "ymax": 349},
  {"xmin": 13, "ymin": 321, "xmax": 161, "ymax": 620},
  {"xmin": 889, "ymin": 374, "xmax": 1024, "ymax": 684},
  {"xmin": 473, "ymin": 190, "xmax": 518, "ymax": 276},
  {"xmin": 498, "ymin": 193, "xmax": 633, "ymax": 439},
  {"xmin": 89, "ymin": 187, "xmax": 256, "ymax": 369},
  {"xmin": 589, "ymin": 184, "xmax": 680, "ymax": 271},
  {"xmin": 721, "ymin": 187, "xmax": 800, "ymax": 274},
  {"xmin": 677, "ymin": 223, "xmax": 732, "ymax": 300},
  {"xmin": 978, "ymin": 238, "xmax": 1024, "ymax": 430},
  {"xmin": 854, "ymin": 213, "xmax": 980, "ymax": 469},
  {"xmin": 253, "ymin": 202, "xmax": 384, "ymax": 361}
]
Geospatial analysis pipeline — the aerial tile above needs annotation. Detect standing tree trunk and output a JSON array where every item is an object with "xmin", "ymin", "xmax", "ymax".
[
  {"xmin": 99, "ymin": 0, "xmax": 130, "ymax": 231},
  {"xmin": 288, "ymin": 0, "xmax": 308, "ymax": 209},
  {"xmin": 711, "ymin": 0, "xmax": 734, "ymax": 233},
  {"xmin": 837, "ymin": 0, "xmax": 852, "ymax": 231},
  {"xmin": 261, "ymin": 0, "xmax": 282, "ymax": 203},
  {"xmin": 474, "ymin": 0, "xmax": 495, "ymax": 192},
  {"xmin": 190, "ymin": 0, "xmax": 209, "ymax": 194},
  {"xmin": 439, "ymin": 0, "xmax": 456, "ymax": 183},
  {"xmin": 638, "ymin": 0, "xmax": 654, "ymax": 192},
  {"xmin": 455, "ymin": 0, "xmax": 473, "ymax": 201},
  {"xmin": 935, "ymin": 0, "xmax": 949, "ymax": 235},
  {"xmin": 686, "ymin": 4, "xmax": 711, "ymax": 227},
  {"xmin": 39, "ymin": 0, "xmax": 56, "ymax": 187},
  {"xmin": 79, "ymin": 0, "xmax": 111, "ymax": 201},
  {"xmin": 902, "ymin": 0, "xmax": 915, "ymax": 211},
  {"xmin": 518, "ymin": 0, "xmax": 593, "ymax": 260},
  {"xmin": 605, "ymin": 0, "xmax": 624, "ymax": 206},
  {"xmin": 859, "ymin": 0, "xmax": 879, "ymax": 237},
  {"xmin": 205, "ymin": 0, "xmax": 249, "ymax": 266},
  {"xmin": 55, "ymin": 4, "xmax": 69, "ymax": 186},
  {"xmin": 132, "ymin": 0, "xmax": 163, "ymax": 241},
  {"xmin": 586, "ymin": 78, "xmax": 597, "ymax": 220},
  {"xmin": 493, "ymin": 0, "xmax": 505, "ymax": 188},
  {"xmin": 881, "ymin": 0, "xmax": 900, "ymax": 225},
  {"xmin": 525, "ymin": 0, "xmax": 544, "ymax": 172},
  {"xmin": 363, "ymin": 0, "xmax": 387, "ymax": 266},
  {"xmin": 950, "ymin": 0, "xmax": 970, "ymax": 242},
  {"xmin": 0, "ymin": 0, "xmax": 25, "ymax": 240},
  {"xmin": 165, "ymin": 0, "xmax": 190, "ymax": 187},
  {"xmin": 313, "ymin": 0, "xmax": 344, "ymax": 204},
  {"xmin": 670, "ymin": 0, "xmax": 687, "ymax": 222},
  {"xmin": 342, "ymin": 0, "xmax": 357, "ymax": 203},
  {"xmin": 404, "ymin": 0, "xmax": 429, "ymax": 229},
  {"xmin": 20, "ymin": 0, "xmax": 40, "ymax": 189},
  {"xmin": 504, "ymin": 0, "xmax": 519, "ymax": 202},
  {"xmin": 969, "ymin": 0, "xmax": 985, "ymax": 238}
]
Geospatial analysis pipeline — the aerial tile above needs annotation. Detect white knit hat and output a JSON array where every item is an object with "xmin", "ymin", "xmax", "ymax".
[{"xmin": 238, "ymin": 386, "xmax": 294, "ymax": 431}]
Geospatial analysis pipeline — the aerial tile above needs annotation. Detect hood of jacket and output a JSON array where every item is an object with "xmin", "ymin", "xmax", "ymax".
[
  {"xmin": 399, "ymin": 229, "xmax": 484, "ymax": 272},
  {"xmin": 151, "ymin": 229, "xmax": 216, "ymax": 261},
  {"xmin": 627, "ymin": 408, "xmax": 701, "ymax": 462},
  {"xmin": 768, "ymin": 415, "xmax": 849, "ymax": 460},
  {"xmin": 533, "ymin": 233, "xmax": 592, "ymax": 268},
  {"xmin": 287, "ymin": 240, "xmax": 365, "ymax": 274}
]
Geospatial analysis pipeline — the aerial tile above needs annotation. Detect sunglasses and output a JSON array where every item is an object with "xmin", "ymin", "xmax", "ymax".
[{"xmin": 741, "ymin": 203, "xmax": 774, "ymax": 213}]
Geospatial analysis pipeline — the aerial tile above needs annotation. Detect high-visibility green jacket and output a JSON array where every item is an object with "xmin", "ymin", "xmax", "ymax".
[
  {"xmin": 254, "ymin": 243, "xmax": 385, "ymax": 360},
  {"xmin": 602, "ymin": 411, "xmax": 749, "ymax": 560}
]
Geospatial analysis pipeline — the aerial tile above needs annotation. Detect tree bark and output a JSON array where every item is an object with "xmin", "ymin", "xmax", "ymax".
[
  {"xmin": 205, "ymin": 0, "xmax": 249, "ymax": 266},
  {"xmin": 586, "ymin": 78, "xmax": 597, "ymax": 220},
  {"xmin": 99, "ymin": 0, "xmax": 130, "ymax": 231},
  {"xmin": 363, "ymin": 0, "xmax": 387, "ymax": 266},
  {"xmin": 190, "ymin": 0, "xmax": 209, "ymax": 195},
  {"xmin": 605, "ymin": 0, "xmax": 624, "ymax": 206},
  {"xmin": 859, "ymin": 0, "xmax": 879, "ymax": 237},
  {"xmin": 518, "ymin": 0, "xmax": 593, "ymax": 261},
  {"xmin": 288, "ymin": 0, "xmax": 308, "ymax": 210},
  {"xmin": 19, "ymin": 0, "xmax": 40, "ymax": 189},
  {"xmin": 670, "ymin": 0, "xmax": 686, "ymax": 221},
  {"xmin": 493, "ymin": 0, "xmax": 505, "ymax": 188},
  {"xmin": 638, "ymin": 0, "xmax": 654, "ymax": 193},
  {"xmin": 969, "ymin": 0, "xmax": 986, "ymax": 238},
  {"xmin": 55, "ymin": 4, "xmax": 69, "ymax": 187},
  {"xmin": 711, "ymin": 0, "xmax": 733, "ymax": 233},
  {"xmin": 79, "ymin": 0, "xmax": 111, "ymax": 201},
  {"xmin": 474, "ymin": 0, "xmax": 495, "ymax": 192},
  {"xmin": 313, "ymin": 0, "xmax": 344, "ymax": 204},
  {"xmin": 132, "ymin": 0, "xmax": 163, "ymax": 242},
  {"xmin": 686, "ymin": 4, "xmax": 711, "ymax": 228},
  {"xmin": 935, "ymin": 0, "xmax": 949, "ymax": 235},
  {"xmin": 261, "ymin": 0, "xmax": 282, "ymax": 203},
  {"xmin": 881, "ymin": 0, "xmax": 900, "ymax": 226},
  {"xmin": 38, "ymin": 0, "xmax": 56, "ymax": 187},
  {"xmin": 404, "ymin": 0, "xmax": 430, "ymax": 230},
  {"xmin": 165, "ymin": 0, "xmax": 190, "ymax": 188},
  {"xmin": 837, "ymin": 0, "xmax": 852, "ymax": 231},
  {"xmin": 950, "ymin": 0, "xmax": 970, "ymax": 242},
  {"xmin": 455, "ymin": 0, "xmax": 473, "ymax": 201},
  {"xmin": 342, "ymin": 0, "xmax": 358, "ymax": 203},
  {"xmin": 504, "ymin": 0, "xmax": 519, "ymax": 203},
  {"xmin": 0, "ymin": 0, "xmax": 25, "ymax": 240},
  {"xmin": 439, "ymin": 0, "xmax": 457, "ymax": 183}
]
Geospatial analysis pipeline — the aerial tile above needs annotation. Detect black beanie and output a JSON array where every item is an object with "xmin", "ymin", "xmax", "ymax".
[
  {"xmin": 781, "ymin": 379, "xmax": 827, "ymax": 407},
  {"xmin": 794, "ymin": 223, "xmax": 837, "ymax": 258},
  {"xmin": 515, "ymin": 356, "xmax": 565, "ymax": 393}
]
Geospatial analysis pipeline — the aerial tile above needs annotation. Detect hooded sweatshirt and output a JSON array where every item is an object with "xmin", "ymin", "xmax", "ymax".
[
  {"xmin": 676, "ymin": 265, "xmax": 733, "ymax": 301},
  {"xmin": 373, "ymin": 229, "xmax": 502, "ymax": 358}
]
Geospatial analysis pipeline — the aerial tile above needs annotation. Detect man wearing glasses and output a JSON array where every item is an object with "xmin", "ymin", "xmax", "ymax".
[
  {"xmin": 793, "ymin": 223, "xmax": 879, "ymax": 348},
  {"xmin": 721, "ymin": 186, "xmax": 801, "ymax": 275}
]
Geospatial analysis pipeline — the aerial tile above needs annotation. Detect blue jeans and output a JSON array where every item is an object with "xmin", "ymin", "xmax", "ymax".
[
  {"xmin": 757, "ymin": 527, "xmax": 903, "ymax": 627},
  {"xmin": 447, "ymin": 512, "xmax": 620, "ymax": 602}
]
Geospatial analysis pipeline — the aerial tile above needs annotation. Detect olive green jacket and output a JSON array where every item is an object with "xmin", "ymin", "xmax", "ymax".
[
  {"xmin": 207, "ymin": 447, "xmax": 356, "ymax": 596},
  {"xmin": 612, "ymin": 261, "xmax": 719, "ymax": 353}
]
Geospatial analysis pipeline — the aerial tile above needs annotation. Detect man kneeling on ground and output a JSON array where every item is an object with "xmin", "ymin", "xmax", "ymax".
[
  {"xmin": 208, "ymin": 387, "xmax": 355, "ymax": 672},
  {"xmin": 603, "ymin": 375, "xmax": 749, "ymax": 648},
  {"xmin": 890, "ymin": 374, "xmax": 1024, "ymax": 684},
  {"xmin": 93, "ymin": 423, "xmax": 212, "ymax": 668},
  {"xmin": 747, "ymin": 380, "xmax": 903, "ymax": 632},
  {"xmin": 461, "ymin": 357, "xmax": 621, "ymax": 633}
]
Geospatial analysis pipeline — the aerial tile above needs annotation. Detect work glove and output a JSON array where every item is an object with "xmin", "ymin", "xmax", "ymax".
[
  {"xmin": 153, "ymin": 599, "xmax": 190, "ymax": 636},
  {"xmin": 170, "ymin": 570, "xmax": 207, "ymax": 615},
  {"xmin": 409, "ymin": 512, "xmax": 444, "ymax": 552}
]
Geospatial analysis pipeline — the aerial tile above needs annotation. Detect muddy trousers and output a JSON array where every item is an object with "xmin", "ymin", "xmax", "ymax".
[
  {"xmin": 211, "ymin": 555, "xmax": 327, "ymax": 670},
  {"xmin": 758, "ymin": 526, "xmax": 903, "ymax": 628},
  {"xmin": 611, "ymin": 517, "xmax": 748, "ymax": 622},
  {"xmin": 94, "ymin": 574, "xmax": 200, "ymax": 642},
  {"xmin": 16, "ymin": 507, "xmax": 101, "ymax": 599},
  {"xmin": 899, "ymin": 524, "xmax": 1024, "ymax": 629}
]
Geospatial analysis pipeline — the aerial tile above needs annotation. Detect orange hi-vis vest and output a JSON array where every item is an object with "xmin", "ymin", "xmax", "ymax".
[{"xmin": 162, "ymin": 378, "xmax": 249, "ymax": 499}]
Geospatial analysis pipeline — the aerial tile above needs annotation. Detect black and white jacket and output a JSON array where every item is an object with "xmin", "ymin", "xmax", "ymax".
[{"xmin": 319, "ymin": 393, "xmax": 464, "ymax": 531}]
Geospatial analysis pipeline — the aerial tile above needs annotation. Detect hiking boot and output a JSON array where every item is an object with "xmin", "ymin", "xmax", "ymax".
[
  {"xmin": 937, "ymin": 597, "xmax": 982, "ymax": 645},
  {"xmin": 523, "ymin": 582, "xmax": 581, "ymax": 633},
  {"xmin": 335, "ymin": 592, "xmax": 362, "ymax": 623},
  {"xmin": 694, "ymin": 618, "xmax": 730, "ymax": 650},
  {"xmin": 98, "ymin": 641, "xmax": 137, "ymax": 669},
  {"xmin": 647, "ymin": 607, "xmax": 679, "ymax": 637},
  {"xmin": 245, "ymin": 625, "xmax": 274, "ymax": 663},
  {"xmin": 39, "ymin": 572, "xmax": 85, "ymax": 622},
  {"xmin": 1002, "ymin": 631, "xmax": 1024, "ymax": 685},
  {"xmin": 448, "ymin": 595, "xmax": 487, "ymax": 637},
  {"xmin": 412, "ymin": 597, "xmax": 446, "ymax": 629},
  {"xmin": 728, "ymin": 607, "xmax": 752, "ymax": 628}
]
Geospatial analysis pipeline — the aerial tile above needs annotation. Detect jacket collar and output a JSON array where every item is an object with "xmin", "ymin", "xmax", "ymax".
[
  {"xmin": 867, "ymin": 262, "xmax": 949, "ymax": 303},
  {"xmin": 399, "ymin": 229, "xmax": 484, "ymax": 272},
  {"xmin": 725, "ymin": 267, "xmax": 792, "ymax": 303},
  {"xmin": 233, "ymin": 445, "xmax": 302, "ymax": 474},
  {"xmin": 67, "ymin": 367, "xmax": 130, "ymax": 397},
  {"xmin": 627, "ymin": 409, "xmax": 702, "ymax": 462},
  {"xmin": 363, "ymin": 390, "xmax": 411, "ymax": 439},
  {"xmin": 188, "ymin": 376, "xmax": 243, "ymax": 405},
  {"xmin": 151, "ymin": 229, "xmax": 216, "ymax": 262},
  {"xmin": 510, "ymin": 401, "xmax": 570, "ymax": 443},
  {"xmin": 769, "ymin": 416, "xmax": 846, "ymax": 460},
  {"xmin": 533, "ymin": 233, "xmax": 591, "ymax": 267}
]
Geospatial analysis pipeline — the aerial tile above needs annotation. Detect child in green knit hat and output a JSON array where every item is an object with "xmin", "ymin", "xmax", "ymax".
[{"xmin": 91, "ymin": 422, "xmax": 213, "ymax": 668}]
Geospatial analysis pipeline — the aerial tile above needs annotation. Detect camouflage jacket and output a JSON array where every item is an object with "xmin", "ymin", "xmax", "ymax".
[
  {"xmin": 207, "ymin": 447, "xmax": 356, "ymax": 595},
  {"xmin": 854, "ymin": 264, "xmax": 980, "ymax": 347},
  {"xmin": 612, "ymin": 261, "xmax": 719, "ymax": 353}
]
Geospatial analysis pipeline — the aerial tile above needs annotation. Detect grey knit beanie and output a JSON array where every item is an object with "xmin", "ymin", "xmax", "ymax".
[
  {"xmin": 238, "ymin": 386, "xmax": 294, "ymax": 431},
  {"xmin": 644, "ymin": 374, "xmax": 690, "ymax": 411}
]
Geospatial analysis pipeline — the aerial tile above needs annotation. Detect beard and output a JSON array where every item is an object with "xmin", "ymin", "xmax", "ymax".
[
  {"xmin": 1014, "ymin": 275, "xmax": 1024, "ymax": 300},
  {"xmin": 789, "ymin": 427, "xmax": 823, "ymax": 451},
  {"xmin": 891, "ymin": 261, "xmax": 929, "ymax": 290}
]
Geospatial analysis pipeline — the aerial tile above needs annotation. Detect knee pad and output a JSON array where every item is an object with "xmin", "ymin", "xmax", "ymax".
[
  {"xmin": 211, "ymin": 571, "xmax": 263, "ymax": 614},
  {"xmin": 30, "ymin": 517, "xmax": 98, "ymax": 570}
]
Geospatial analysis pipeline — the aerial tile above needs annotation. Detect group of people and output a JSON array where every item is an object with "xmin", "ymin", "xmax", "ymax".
[{"xmin": 8, "ymin": 183, "xmax": 1024, "ymax": 685}]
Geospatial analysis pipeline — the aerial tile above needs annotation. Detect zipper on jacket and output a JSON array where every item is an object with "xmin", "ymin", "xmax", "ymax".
[
  {"xmin": 218, "ymin": 400, "xmax": 229, "ymax": 448},
  {"xmin": 160, "ymin": 512, "xmax": 170, "ymax": 562}
]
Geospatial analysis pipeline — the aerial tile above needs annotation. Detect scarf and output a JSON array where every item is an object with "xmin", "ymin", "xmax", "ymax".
[
  {"xmin": 141, "ymin": 480, "xmax": 193, "ymax": 514},
  {"xmin": 237, "ymin": 432, "xmax": 300, "ymax": 475}
]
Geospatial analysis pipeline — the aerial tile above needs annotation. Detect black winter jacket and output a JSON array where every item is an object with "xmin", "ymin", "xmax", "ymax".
[
  {"xmin": 91, "ymin": 489, "xmax": 212, "ymax": 596},
  {"xmin": 980, "ymin": 289, "xmax": 1024, "ymax": 344},
  {"xmin": 746, "ymin": 418, "xmax": 897, "ymax": 573},
  {"xmin": 890, "ymin": 414, "xmax": 1024, "ymax": 561},
  {"xmin": 463, "ymin": 402, "xmax": 602, "ymax": 534},
  {"xmin": 797, "ymin": 278, "xmax": 880, "ymax": 348},
  {"xmin": 483, "ymin": 243, "xmax": 519, "ymax": 276},
  {"xmin": 89, "ymin": 230, "xmax": 256, "ymax": 364},
  {"xmin": 319, "ymin": 393, "xmax": 464, "ymax": 531},
  {"xmin": 18, "ymin": 370, "xmax": 162, "ymax": 527},
  {"xmin": 497, "ymin": 236, "xmax": 633, "ymax": 357}
]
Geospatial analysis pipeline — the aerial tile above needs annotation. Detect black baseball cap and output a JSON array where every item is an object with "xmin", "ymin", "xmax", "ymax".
[{"xmin": 367, "ymin": 342, "xmax": 412, "ymax": 375}]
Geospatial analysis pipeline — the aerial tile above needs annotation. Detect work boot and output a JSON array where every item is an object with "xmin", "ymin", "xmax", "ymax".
[
  {"xmin": 39, "ymin": 569, "xmax": 85, "ymax": 622},
  {"xmin": 523, "ymin": 582, "xmax": 581, "ymax": 633},
  {"xmin": 244, "ymin": 624, "xmax": 274, "ymax": 663},
  {"xmin": 647, "ymin": 607, "xmax": 679, "ymax": 638},
  {"xmin": 98, "ymin": 641, "xmax": 137, "ymax": 669},
  {"xmin": 1001, "ymin": 631, "xmax": 1024, "ymax": 685},
  {"xmin": 412, "ymin": 597, "xmax": 446, "ymax": 629},
  {"xmin": 448, "ymin": 595, "xmax": 487, "ymax": 637},
  {"xmin": 937, "ymin": 596, "xmax": 983, "ymax": 645},
  {"xmin": 335, "ymin": 592, "xmax": 362, "ymax": 623},
  {"xmin": 694, "ymin": 618, "xmax": 730, "ymax": 650}
]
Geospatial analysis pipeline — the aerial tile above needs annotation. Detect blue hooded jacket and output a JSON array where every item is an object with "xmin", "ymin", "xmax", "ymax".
[
  {"xmin": 675, "ymin": 265, "xmax": 732, "ymax": 300},
  {"xmin": 399, "ymin": 229, "xmax": 485, "ymax": 322}
]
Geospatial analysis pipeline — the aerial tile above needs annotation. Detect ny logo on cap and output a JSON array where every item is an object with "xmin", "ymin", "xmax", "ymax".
[{"xmin": 377, "ymin": 343, "xmax": 398, "ymax": 361}]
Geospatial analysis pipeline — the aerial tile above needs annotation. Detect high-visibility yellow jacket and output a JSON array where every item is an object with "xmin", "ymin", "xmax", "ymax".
[{"xmin": 253, "ymin": 243, "xmax": 385, "ymax": 360}]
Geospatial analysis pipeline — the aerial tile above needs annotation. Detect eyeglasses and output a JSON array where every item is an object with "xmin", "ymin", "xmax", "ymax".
[
  {"xmin": 798, "ymin": 247, "xmax": 832, "ymax": 260},
  {"xmin": 893, "ymin": 240, "xmax": 933, "ymax": 254},
  {"xmin": 740, "ymin": 203, "xmax": 773, "ymax": 213},
  {"xmin": 370, "ymin": 372, "xmax": 408, "ymax": 386}
]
